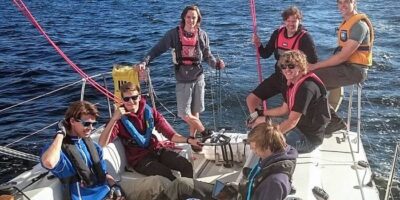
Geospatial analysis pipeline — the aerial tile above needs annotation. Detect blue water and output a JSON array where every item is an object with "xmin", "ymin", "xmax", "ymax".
[{"xmin": 1, "ymin": 0, "xmax": 399, "ymax": 197}]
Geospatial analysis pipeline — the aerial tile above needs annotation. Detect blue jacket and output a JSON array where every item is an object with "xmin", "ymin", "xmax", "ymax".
[{"xmin": 41, "ymin": 136, "xmax": 110, "ymax": 200}]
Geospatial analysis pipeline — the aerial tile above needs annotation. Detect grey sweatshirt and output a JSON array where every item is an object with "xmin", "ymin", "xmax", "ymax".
[{"xmin": 143, "ymin": 26, "xmax": 218, "ymax": 83}]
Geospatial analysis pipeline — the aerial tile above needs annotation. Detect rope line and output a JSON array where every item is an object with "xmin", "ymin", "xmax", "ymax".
[
  {"xmin": 249, "ymin": 0, "xmax": 267, "ymax": 110},
  {"xmin": 12, "ymin": 0, "xmax": 119, "ymax": 103},
  {"xmin": 5, "ymin": 121, "xmax": 58, "ymax": 147}
]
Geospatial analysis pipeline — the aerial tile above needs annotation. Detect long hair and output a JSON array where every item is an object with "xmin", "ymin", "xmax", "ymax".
[
  {"xmin": 180, "ymin": 5, "xmax": 202, "ymax": 27},
  {"xmin": 247, "ymin": 118, "xmax": 286, "ymax": 153}
]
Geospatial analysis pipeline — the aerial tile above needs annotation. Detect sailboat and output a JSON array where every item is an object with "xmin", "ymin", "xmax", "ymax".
[
  {"xmin": 0, "ymin": 0, "xmax": 394, "ymax": 199},
  {"xmin": 0, "ymin": 64, "xmax": 384, "ymax": 199}
]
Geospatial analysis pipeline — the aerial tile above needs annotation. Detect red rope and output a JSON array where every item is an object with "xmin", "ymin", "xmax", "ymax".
[
  {"xmin": 12, "ymin": 0, "xmax": 120, "ymax": 103},
  {"xmin": 249, "ymin": 0, "xmax": 267, "ymax": 110}
]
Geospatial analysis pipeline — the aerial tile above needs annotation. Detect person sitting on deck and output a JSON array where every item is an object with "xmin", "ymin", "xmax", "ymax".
[
  {"xmin": 154, "ymin": 120, "xmax": 298, "ymax": 200},
  {"xmin": 40, "ymin": 101, "xmax": 125, "ymax": 200},
  {"xmin": 99, "ymin": 82, "xmax": 201, "ymax": 181},
  {"xmin": 309, "ymin": 0, "xmax": 374, "ymax": 134},
  {"xmin": 251, "ymin": 50, "xmax": 330, "ymax": 153}
]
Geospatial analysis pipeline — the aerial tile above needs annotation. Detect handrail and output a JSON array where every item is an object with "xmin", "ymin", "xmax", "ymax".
[
  {"xmin": 345, "ymin": 84, "xmax": 366, "ymax": 199},
  {"xmin": 384, "ymin": 142, "xmax": 400, "ymax": 200}
]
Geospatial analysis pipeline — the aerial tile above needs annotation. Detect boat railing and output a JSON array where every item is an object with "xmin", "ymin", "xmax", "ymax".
[
  {"xmin": 0, "ymin": 72, "xmax": 114, "ymax": 161},
  {"xmin": 384, "ymin": 142, "xmax": 400, "ymax": 200}
]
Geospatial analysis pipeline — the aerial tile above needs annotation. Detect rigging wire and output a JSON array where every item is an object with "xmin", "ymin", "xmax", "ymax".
[{"xmin": 12, "ymin": 0, "xmax": 119, "ymax": 103}]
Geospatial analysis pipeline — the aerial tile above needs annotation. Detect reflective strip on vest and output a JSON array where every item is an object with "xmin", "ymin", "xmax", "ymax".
[{"xmin": 337, "ymin": 13, "xmax": 374, "ymax": 66}]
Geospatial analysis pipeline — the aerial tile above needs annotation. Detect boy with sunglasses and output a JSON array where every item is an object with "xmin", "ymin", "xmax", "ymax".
[
  {"xmin": 252, "ymin": 51, "xmax": 330, "ymax": 153},
  {"xmin": 99, "ymin": 82, "xmax": 201, "ymax": 181},
  {"xmin": 40, "ymin": 101, "xmax": 125, "ymax": 200}
]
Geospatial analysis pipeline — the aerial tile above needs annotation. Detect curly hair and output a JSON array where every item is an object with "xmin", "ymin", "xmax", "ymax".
[{"xmin": 278, "ymin": 50, "xmax": 308, "ymax": 75}]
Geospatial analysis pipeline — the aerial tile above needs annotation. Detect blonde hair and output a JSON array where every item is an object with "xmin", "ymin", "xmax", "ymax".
[
  {"xmin": 247, "ymin": 119, "xmax": 286, "ymax": 153},
  {"xmin": 278, "ymin": 50, "xmax": 308, "ymax": 75}
]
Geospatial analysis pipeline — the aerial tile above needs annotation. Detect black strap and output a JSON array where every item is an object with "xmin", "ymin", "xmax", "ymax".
[{"xmin": 60, "ymin": 136, "xmax": 106, "ymax": 199}]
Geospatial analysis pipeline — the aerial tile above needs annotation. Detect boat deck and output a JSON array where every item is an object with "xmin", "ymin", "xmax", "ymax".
[
  {"xmin": 5, "ymin": 129, "xmax": 380, "ymax": 200},
  {"xmin": 192, "ymin": 130, "xmax": 380, "ymax": 200}
]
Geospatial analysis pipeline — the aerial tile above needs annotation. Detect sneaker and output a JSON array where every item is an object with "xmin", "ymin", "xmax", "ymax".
[{"xmin": 325, "ymin": 117, "xmax": 346, "ymax": 135}]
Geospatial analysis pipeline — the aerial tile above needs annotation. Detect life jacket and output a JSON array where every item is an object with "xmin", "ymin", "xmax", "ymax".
[
  {"xmin": 243, "ymin": 159, "xmax": 296, "ymax": 200},
  {"xmin": 275, "ymin": 26, "xmax": 307, "ymax": 56},
  {"xmin": 175, "ymin": 26, "xmax": 201, "ymax": 66},
  {"xmin": 120, "ymin": 104, "xmax": 155, "ymax": 148},
  {"xmin": 60, "ymin": 136, "xmax": 106, "ymax": 200},
  {"xmin": 336, "ymin": 13, "xmax": 374, "ymax": 66},
  {"xmin": 286, "ymin": 73, "xmax": 325, "ymax": 111}
]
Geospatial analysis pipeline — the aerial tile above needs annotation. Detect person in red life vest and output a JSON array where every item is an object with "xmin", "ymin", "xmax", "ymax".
[
  {"xmin": 252, "ymin": 50, "xmax": 330, "ymax": 153},
  {"xmin": 247, "ymin": 6, "xmax": 318, "ymax": 116},
  {"xmin": 137, "ymin": 5, "xmax": 225, "ymax": 151},
  {"xmin": 310, "ymin": 0, "xmax": 374, "ymax": 134},
  {"xmin": 99, "ymin": 82, "xmax": 202, "ymax": 181}
]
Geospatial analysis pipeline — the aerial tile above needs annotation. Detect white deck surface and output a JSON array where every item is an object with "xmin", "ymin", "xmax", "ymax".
[{"xmin": 6, "ymin": 130, "xmax": 380, "ymax": 200}]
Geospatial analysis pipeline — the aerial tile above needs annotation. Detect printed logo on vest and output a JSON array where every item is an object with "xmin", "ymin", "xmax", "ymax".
[
  {"xmin": 340, "ymin": 30, "xmax": 348, "ymax": 41},
  {"xmin": 282, "ymin": 42, "xmax": 288, "ymax": 47}
]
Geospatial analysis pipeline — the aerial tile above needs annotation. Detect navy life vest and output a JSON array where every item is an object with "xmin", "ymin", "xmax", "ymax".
[
  {"xmin": 60, "ymin": 136, "xmax": 106, "ymax": 200},
  {"xmin": 120, "ymin": 104, "xmax": 155, "ymax": 148}
]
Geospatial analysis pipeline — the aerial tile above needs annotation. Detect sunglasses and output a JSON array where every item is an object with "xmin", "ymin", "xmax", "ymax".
[
  {"xmin": 123, "ymin": 95, "xmax": 139, "ymax": 102},
  {"xmin": 75, "ymin": 119, "xmax": 97, "ymax": 128},
  {"xmin": 279, "ymin": 64, "xmax": 296, "ymax": 70}
]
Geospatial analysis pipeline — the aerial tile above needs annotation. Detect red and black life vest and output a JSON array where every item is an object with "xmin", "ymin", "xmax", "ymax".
[
  {"xmin": 275, "ymin": 26, "xmax": 307, "ymax": 56},
  {"xmin": 176, "ymin": 26, "xmax": 201, "ymax": 66},
  {"xmin": 286, "ymin": 73, "xmax": 324, "ymax": 111}
]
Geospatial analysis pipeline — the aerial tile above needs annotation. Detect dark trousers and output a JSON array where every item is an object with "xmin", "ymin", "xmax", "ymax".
[{"xmin": 134, "ymin": 148, "xmax": 193, "ymax": 181}]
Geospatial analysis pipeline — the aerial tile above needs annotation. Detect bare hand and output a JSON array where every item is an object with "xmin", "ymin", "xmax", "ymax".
[
  {"xmin": 308, "ymin": 63, "xmax": 317, "ymax": 71},
  {"xmin": 111, "ymin": 104, "xmax": 123, "ymax": 121},
  {"xmin": 188, "ymin": 137, "xmax": 203, "ymax": 148},
  {"xmin": 216, "ymin": 59, "xmax": 225, "ymax": 70},
  {"xmin": 135, "ymin": 62, "xmax": 148, "ymax": 81}
]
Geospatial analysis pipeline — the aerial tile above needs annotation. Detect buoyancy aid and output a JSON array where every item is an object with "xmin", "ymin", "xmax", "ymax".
[
  {"xmin": 275, "ymin": 26, "xmax": 307, "ymax": 56},
  {"xmin": 337, "ymin": 13, "xmax": 374, "ymax": 66},
  {"xmin": 60, "ymin": 136, "xmax": 106, "ymax": 200},
  {"xmin": 242, "ymin": 159, "xmax": 296, "ymax": 200},
  {"xmin": 175, "ymin": 26, "xmax": 201, "ymax": 66},
  {"xmin": 120, "ymin": 104, "xmax": 155, "ymax": 148},
  {"xmin": 286, "ymin": 72, "xmax": 325, "ymax": 111}
]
